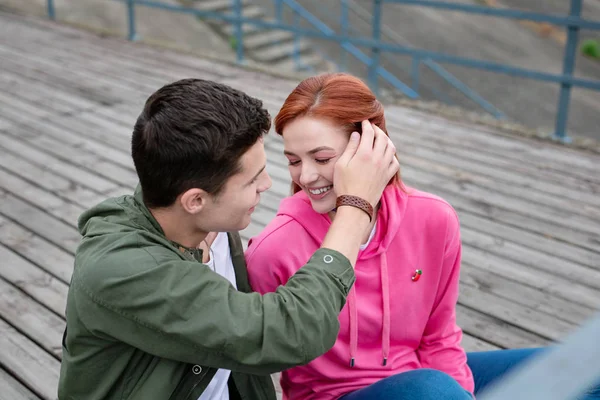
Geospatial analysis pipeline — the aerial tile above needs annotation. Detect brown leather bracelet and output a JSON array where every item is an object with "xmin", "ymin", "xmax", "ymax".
[{"xmin": 335, "ymin": 195, "xmax": 374, "ymax": 222}]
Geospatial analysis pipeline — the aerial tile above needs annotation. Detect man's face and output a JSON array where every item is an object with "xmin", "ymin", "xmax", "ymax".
[{"xmin": 198, "ymin": 138, "xmax": 272, "ymax": 232}]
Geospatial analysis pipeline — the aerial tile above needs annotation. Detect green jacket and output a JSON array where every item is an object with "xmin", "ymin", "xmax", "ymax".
[{"xmin": 58, "ymin": 188, "xmax": 355, "ymax": 399}]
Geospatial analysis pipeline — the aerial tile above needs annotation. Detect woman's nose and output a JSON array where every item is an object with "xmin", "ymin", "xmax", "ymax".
[{"xmin": 299, "ymin": 164, "xmax": 318, "ymax": 186}]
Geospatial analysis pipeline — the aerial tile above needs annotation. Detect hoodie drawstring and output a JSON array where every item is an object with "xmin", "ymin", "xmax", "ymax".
[
  {"xmin": 348, "ymin": 284, "xmax": 358, "ymax": 367},
  {"xmin": 381, "ymin": 254, "xmax": 390, "ymax": 366},
  {"xmin": 348, "ymin": 253, "xmax": 391, "ymax": 368}
]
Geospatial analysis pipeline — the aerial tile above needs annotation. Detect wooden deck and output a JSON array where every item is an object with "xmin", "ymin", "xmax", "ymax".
[{"xmin": 0, "ymin": 10, "xmax": 599, "ymax": 400}]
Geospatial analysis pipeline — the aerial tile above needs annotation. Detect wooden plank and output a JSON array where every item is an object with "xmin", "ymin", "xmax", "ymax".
[
  {"xmin": 17, "ymin": 119, "xmax": 133, "ymax": 173},
  {"xmin": 461, "ymin": 228, "xmax": 600, "ymax": 289},
  {"xmin": 396, "ymin": 133, "xmax": 600, "ymax": 193},
  {"xmin": 44, "ymin": 111, "xmax": 134, "ymax": 151},
  {"xmin": 0, "ymin": 368, "xmax": 41, "ymax": 400},
  {"xmin": 459, "ymin": 212, "xmax": 599, "ymax": 270},
  {"xmin": 90, "ymin": 104, "xmax": 141, "ymax": 131},
  {"xmin": 0, "ymin": 216, "xmax": 74, "ymax": 283},
  {"xmin": 0, "ymin": 124, "xmax": 138, "ymax": 189},
  {"xmin": 461, "ymin": 265, "xmax": 596, "ymax": 326},
  {"xmin": 458, "ymin": 285, "xmax": 576, "ymax": 342},
  {"xmin": 386, "ymin": 106, "xmax": 600, "ymax": 179},
  {"xmin": 2, "ymin": 32, "xmax": 187, "ymax": 94},
  {"xmin": 0, "ymin": 87, "xmax": 57, "ymax": 121},
  {"xmin": 0, "ymin": 99, "xmax": 134, "ymax": 170},
  {"xmin": 0, "ymin": 278, "xmax": 65, "ymax": 359},
  {"xmin": 401, "ymin": 152, "xmax": 600, "ymax": 212},
  {"xmin": 0, "ymin": 51, "xmax": 121, "ymax": 107},
  {"xmin": 43, "ymin": 112, "xmax": 131, "ymax": 157},
  {"xmin": 389, "ymin": 106, "xmax": 600, "ymax": 174},
  {"xmin": 456, "ymin": 305, "xmax": 550, "ymax": 349},
  {"xmin": 0, "ymin": 44, "xmax": 152, "ymax": 100},
  {"xmin": 0, "ymin": 169, "xmax": 84, "ymax": 229},
  {"xmin": 0, "ymin": 14, "xmax": 232, "ymax": 80},
  {"xmin": 394, "ymin": 119, "xmax": 600, "ymax": 184},
  {"xmin": 0, "ymin": 132, "xmax": 118, "ymax": 194},
  {"xmin": 0, "ymin": 82, "xmax": 77, "ymax": 116},
  {"xmin": 461, "ymin": 334, "xmax": 501, "ymax": 353},
  {"xmin": 0, "ymin": 168, "xmax": 85, "ymax": 220},
  {"xmin": 0, "ymin": 68, "xmax": 99, "ymax": 110},
  {"xmin": 0, "ymin": 190, "xmax": 81, "ymax": 254},
  {"xmin": 411, "ymin": 180, "xmax": 600, "ymax": 254},
  {"xmin": 463, "ymin": 246, "xmax": 600, "ymax": 310},
  {"xmin": 0, "ymin": 318, "xmax": 60, "ymax": 400},
  {"xmin": 0, "ymin": 152, "xmax": 105, "ymax": 210},
  {"xmin": 0, "ymin": 242, "xmax": 69, "ymax": 318},
  {"xmin": 386, "ymin": 159, "xmax": 595, "ymax": 239}
]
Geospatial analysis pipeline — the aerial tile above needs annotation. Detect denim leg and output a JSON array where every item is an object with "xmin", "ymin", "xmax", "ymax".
[
  {"xmin": 340, "ymin": 369, "xmax": 473, "ymax": 400},
  {"xmin": 467, "ymin": 348, "xmax": 600, "ymax": 399}
]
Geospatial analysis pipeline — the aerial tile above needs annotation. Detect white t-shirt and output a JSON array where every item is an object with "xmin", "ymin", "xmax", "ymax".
[
  {"xmin": 198, "ymin": 232, "xmax": 237, "ymax": 400},
  {"xmin": 360, "ymin": 222, "xmax": 377, "ymax": 251}
]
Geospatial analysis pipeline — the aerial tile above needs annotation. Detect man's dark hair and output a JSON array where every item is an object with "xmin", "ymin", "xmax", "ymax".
[{"xmin": 131, "ymin": 78, "xmax": 271, "ymax": 208}]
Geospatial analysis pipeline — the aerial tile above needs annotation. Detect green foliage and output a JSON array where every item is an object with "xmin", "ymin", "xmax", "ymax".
[
  {"xmin": 229, "ymin": 36, "xmax": 238, "ymax": 50},
  {"xmin": 581, "ymin": 39, "xmax": 600, "ymax": 60}
]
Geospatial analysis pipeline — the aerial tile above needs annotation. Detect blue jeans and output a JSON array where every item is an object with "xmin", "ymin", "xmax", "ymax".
[{"xmin": 341, "ymin": 348, "xmax": 600, "ymax": 399}]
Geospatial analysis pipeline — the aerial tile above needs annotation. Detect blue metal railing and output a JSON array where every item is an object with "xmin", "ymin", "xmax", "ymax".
[
  {"xmin": 309, "ymin": 0, "xmax": 504, "ymax": 117},
  {"xmin": 45, "ymin": 0, "xmax": 600, "ymax": 142},
  {"xmin": 278, "ymin": 0, "xmax": 418, "ymax": 98}
]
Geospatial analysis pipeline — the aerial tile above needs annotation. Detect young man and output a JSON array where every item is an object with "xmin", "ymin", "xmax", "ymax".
[{"xmin": 58, "ymin": 78, "xmax": 399, "ymax": 400}]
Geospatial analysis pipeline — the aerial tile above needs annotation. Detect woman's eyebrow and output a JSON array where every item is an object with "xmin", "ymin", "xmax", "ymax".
[{"xmin": 283, "ymin": 146, "xmax": 335, "ymax": 156}]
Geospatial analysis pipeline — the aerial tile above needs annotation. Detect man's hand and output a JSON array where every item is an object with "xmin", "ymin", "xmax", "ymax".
[{"xmin": 334, "ymin": 120, "xmax": 399, "ymax": 207}]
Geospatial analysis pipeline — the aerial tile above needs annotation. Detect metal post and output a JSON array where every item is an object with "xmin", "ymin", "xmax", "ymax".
[
  {"xmin": 47, "ymin": 0, "xmax": 56, "ymax": 20},
  {"xmin": 126, "ymin": 0, "xmax": 139, "ymax": 41},
  {"xmin": 293, "ymin": 11, "xmax": 301, "ymax": 70},
  {"xmin": 553, "ymin": 0, "xmax": 582, "ymax": 143},
  {"xmin": 340, "ymin": 0, "xmax": 349, "ymax": 72},
  {"xmin": 275, "ymin": 0, "xmax": 283, "ymax": 23},
  {"xmin": 411, "ymin": 57, "xmax": 420, "ymax": 92},
  {"xmin": 368, "ymin": 0, "xmax": 382, "ymax": 95},
  {"xmin": 234, "ymin": 0, "xmax": 244, "ymax": 64}
]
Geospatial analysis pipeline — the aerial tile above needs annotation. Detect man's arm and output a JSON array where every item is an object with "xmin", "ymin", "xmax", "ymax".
[
  {"xmin": 322, "ymin": 121, "xmax": 398, "ymax": 266},
  {"xmin": 73, "ymin": 246, "xmax": 353, "ymax": 375}
]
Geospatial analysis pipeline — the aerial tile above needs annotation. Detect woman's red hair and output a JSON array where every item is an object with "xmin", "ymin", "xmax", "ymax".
[{"xmin": 274, "ymin": 73, "xmax": 402, "ymax": 193}]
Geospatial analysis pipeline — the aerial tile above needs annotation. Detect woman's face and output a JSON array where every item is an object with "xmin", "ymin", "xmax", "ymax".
[{"xmin": 282, "ymin": 116, "xmax": 350, "ymax": 214}]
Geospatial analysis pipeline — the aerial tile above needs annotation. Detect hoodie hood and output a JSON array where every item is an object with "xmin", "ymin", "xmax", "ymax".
[
  {"xmin": 78, "ymin": 185, "xmax": 162, "ymax": 237},
  {"xmin": 277, "ymin": 185, "xmax": 408, "ymax": 367}
]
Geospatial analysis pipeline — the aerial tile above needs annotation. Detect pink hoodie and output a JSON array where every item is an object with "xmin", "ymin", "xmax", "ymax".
[{"xmin": 246, "ymin": 185, "xmax": 474, "ymax": 399}]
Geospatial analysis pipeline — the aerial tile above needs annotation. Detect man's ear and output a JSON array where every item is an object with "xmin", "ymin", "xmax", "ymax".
[{"xmin": 179, "ymin": 188, "xmax": 209, "ymax": 214}]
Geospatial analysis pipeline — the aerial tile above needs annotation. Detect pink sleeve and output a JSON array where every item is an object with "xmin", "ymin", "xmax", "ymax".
[
  {"xmin": 245, "ymin": 225, "xmax": 296, "ymax": 295},
  {"xmin": 417, "ymin": 211, "xmax": 475, "ymax": 394}
]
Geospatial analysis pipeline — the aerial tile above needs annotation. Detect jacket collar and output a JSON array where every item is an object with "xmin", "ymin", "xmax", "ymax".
[
  {"xmin": 134, "ymin": 184, "xmax": 251, "ymax": 291},
  {"xmin": 133, "ymin": 184, "xmax": 204, "ymax": 260}
]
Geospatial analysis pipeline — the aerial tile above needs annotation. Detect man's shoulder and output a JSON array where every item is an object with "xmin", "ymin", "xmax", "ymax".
[{"xmin": 73, "ymin": 227, "xmax": 182, "ymax": 294}]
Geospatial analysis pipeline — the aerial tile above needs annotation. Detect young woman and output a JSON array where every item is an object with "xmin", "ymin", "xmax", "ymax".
[{"xmin": 245, "ymin": 73, "xmax": 600, "ymax": 400}]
